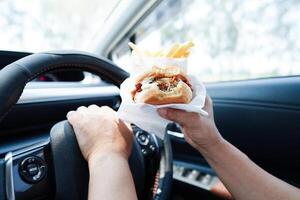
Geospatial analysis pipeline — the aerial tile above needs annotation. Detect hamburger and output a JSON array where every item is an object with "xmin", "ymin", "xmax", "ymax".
[{"xmin": 131, "ymin": 66, "xmax": 193, "ymax": 105}]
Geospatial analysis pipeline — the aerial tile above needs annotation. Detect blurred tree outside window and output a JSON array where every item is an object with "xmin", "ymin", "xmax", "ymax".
[{"xmin": 113, "ymin": 0, "xmax": 300, "ymax": 83}]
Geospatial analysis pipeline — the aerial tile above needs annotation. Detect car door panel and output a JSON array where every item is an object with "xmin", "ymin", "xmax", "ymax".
[
  {"xmin": 171, "ymin": 77, "xmax": 300, "ymax": 199},
  {"xmin": 208, "ymin": 76, "xmax": 300, "ymax": 107}
]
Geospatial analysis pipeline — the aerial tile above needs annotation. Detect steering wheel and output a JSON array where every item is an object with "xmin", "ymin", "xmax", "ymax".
[{"xmin": 0, "ymin": 51, "xmax": 172, "ymax": 200}]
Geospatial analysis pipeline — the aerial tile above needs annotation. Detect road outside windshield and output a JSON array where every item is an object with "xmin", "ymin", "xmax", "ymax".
[{"xmin": 0, "ymin": 0, "xmax": 120, "ymax": 52}]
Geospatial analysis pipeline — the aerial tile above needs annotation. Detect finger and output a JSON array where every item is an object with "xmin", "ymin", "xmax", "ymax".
[
  {"xmin": 100, "ymin": 106, "xmax": 113, "ymax": 111},
  {"xmin": 100, "ymin": 106, "xmax": 116, "ymax": 116},
  {"xmin": 67, "ymin": 111, "xmax": 79, "ymax": 124},
  {"xmin": 157, "ymin": 108, "xmax": 196, "ymax": 126},
  {"xmin": 88, "ymin": 104, "xmax": 101, "ymax": 111},
  {"xmin": 66, "ymin": 110, "xmax": 75, "ymax": 119},
  {"xmin": 77, "ymin": 106, "xmax": 88, "ymax": 113}
]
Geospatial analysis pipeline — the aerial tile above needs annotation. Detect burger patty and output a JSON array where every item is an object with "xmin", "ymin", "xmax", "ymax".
[
  {"xmin": 157, "ymin": 79, "xmax": 177, "ymax": 91},
  {"xmin": 134, "ymin": 75, "xmax": 192, "ymax": 95}
]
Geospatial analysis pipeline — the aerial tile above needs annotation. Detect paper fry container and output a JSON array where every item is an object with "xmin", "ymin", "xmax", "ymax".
[{"xmin": 130, "ymin": 54, "xmax": 188, "ymax": 76}]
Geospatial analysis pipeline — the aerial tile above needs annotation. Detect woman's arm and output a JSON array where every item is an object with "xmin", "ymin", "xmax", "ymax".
[
  {"xmin": 88, "ymin": 153, "xmax": 137, "ymax": 200},
  {"xmin": 201, "ymin": 138, "xmax": 300, "ymax": 200},
  {"xmin": 67, "ymin": 105, "xmax": 137, "ymax": 200},
  {"xmin": 158, "ymin": 96, "xmax": 300, "ymax": 200}
]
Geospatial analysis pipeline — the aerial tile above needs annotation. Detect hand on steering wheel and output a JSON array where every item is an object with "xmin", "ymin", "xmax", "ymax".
[{"xmin": 67, "ymin": 105, "xmax": 133, "ymax": 163}]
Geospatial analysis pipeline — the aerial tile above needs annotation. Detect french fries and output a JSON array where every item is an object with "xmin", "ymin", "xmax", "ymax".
[{"xmin": 128, "ymin": 41, "xmax": 194, "ymax": 58}]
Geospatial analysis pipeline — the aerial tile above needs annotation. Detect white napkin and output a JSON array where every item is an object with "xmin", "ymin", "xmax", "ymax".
[{"xmin": 117, "ymin": 75, "xmax": 207, "ymax": 139}]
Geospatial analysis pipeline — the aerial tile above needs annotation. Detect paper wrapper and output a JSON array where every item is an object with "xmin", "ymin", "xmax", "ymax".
[
  {"xmin": 117, "ymin": 55, "xmax": 208, "ymax": 139},
  {"xmin": 130, "ymin": 54, "xmax": 188, "ymax": 75}
]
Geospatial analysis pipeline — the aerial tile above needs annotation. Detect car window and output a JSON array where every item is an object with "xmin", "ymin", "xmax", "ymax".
[
  {"xmin": 112, "ymin": 0, "xmax": 300, "ymax": 83},
  {"xmin": 0, "ymin": 0, "xmax": 120, "ymax": 52}
]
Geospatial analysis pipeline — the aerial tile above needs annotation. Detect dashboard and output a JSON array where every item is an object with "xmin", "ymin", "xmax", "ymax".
[
  {"xmin": 34, "ymin": 71, "xmax": 85, "ymax": 82},
  {"xmin": 0, "ymin": 125, "xmax": 161, "ymax": 200}
]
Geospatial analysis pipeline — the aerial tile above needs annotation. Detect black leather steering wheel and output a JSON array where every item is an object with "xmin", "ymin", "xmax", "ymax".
[{"xmin": 0, "ymin": 51, "xmax": 172, "ymax": 200}]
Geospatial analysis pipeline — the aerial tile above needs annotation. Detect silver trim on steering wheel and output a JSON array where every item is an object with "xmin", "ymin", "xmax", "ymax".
[{"xmin": 4, "ymin": 152, "xmax": 15, "ymax": 200}]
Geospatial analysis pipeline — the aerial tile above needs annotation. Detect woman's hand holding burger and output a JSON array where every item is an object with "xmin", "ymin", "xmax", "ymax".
[
  {"xmin": 157, "ymin": 96, "xmax": 224, "ymax": 153},
  {"xmin": 130, "ymin": 65, "xmax": 223, "ymax": 153}
]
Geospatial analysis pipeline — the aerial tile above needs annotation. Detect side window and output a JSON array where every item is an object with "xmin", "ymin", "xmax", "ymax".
[{"xmin": 112, "ymin": 0, "xmax": 300, "ymax": 83}]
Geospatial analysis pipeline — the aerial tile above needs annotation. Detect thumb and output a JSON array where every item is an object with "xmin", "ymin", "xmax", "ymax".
[{"xmin": 157, "ymin": 108, "xmax": 192, "ymax": 126}]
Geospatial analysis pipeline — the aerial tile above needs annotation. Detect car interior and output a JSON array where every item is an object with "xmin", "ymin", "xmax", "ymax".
[{"xmin": 0, "ymin": 0, "xmax": 299, "ymax": 200}]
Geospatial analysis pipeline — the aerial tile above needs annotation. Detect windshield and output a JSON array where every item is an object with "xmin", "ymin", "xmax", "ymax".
[
  {"xmin": 113, "ymin": 0, "xmax": 300, "ymax": 82},
  {"xmin": 0, "ymin": 0, "xmax": 120, "ymax": 52}
]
